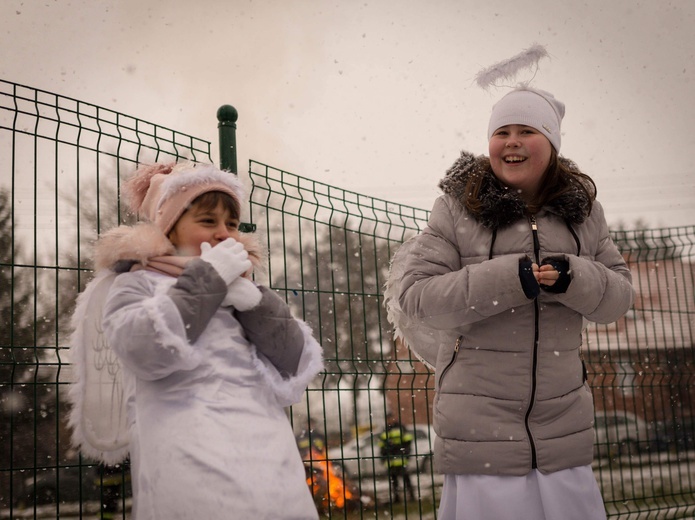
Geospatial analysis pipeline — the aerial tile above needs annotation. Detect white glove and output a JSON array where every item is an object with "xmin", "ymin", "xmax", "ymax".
[
  {"xmin": 222, "ymin": 277, "xmax": 263, "ymax": 311},
  {"xmin": 199, "ymin": 239, "xmax": 251, "ymax": 285}
]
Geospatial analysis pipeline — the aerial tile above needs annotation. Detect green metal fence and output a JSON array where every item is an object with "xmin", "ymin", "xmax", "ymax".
[
  {"xmin": 245, "ymin": 161, "xmax": 437, "ymax": 518},
  {"xmin": 2, "ymin": 78, "xmax": 694, "ymax": 519},
  {"xmin": 0, "ymin": 79, "xmax": 212, "ymax": 519}
]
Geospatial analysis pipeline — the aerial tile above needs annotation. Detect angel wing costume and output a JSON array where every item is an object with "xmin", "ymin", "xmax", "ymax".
[{"xmin": 384, "ymin": 236, "xmax": 460, "ymax": 369}]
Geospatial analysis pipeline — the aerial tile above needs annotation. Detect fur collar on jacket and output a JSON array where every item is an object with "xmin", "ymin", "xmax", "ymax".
[{"xmin": 438, "ymin": 151, "xmax": 592, "ymax": 229}]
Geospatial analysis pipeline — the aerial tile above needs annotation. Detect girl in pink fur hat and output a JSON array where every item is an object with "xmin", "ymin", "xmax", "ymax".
[{"xmin": 68, "ymin": 162, "xmax": 323, "ymax": 519}]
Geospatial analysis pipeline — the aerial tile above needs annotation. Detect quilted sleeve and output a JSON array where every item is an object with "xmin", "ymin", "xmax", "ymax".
[
  {"xmin": 234, "ymin": 287, "xmax": 304, "ymax": 377},
  {"xmin": 398, "ymin": 196, "xmax": 531, "ymax": 330},
  {"xmin": 102, "ymin": 272, "xmax": 203, "ymax": 381}
]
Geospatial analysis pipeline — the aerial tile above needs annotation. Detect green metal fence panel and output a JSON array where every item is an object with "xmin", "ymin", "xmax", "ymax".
[
  {"xmin": 2, "ymin": 77, "xmax": 694, "ymax": 519},
  {"xmin": 247, "ymin": 160, "xmax": 435, "ymax": 518},
  {"xmin": 586, "ymin": 227, "xmax": 695, "ymax": 518},
  {"xmin": 1, "ymin": 79, "xmax": 212, "ymax": 519}
]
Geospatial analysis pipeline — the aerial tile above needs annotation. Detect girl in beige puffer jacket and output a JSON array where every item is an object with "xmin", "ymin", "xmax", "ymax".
[{"xmin": 387, "ymin": 87, "xmax": 634, "ymax": 520}]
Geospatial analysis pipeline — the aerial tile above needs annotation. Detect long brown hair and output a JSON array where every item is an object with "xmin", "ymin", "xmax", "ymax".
[{"xmin": 464, "ymin": 150, "xmax": 596, "ymax": 217}]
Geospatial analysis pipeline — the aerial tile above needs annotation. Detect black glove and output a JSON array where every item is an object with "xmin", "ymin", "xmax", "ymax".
[
  {"xmin": 519, "ymin": 257, "xmax": 540, "ymax": 299},
  {"xmin": 540, "ymin": 257, "xmax": 571, "ymax": 294}
]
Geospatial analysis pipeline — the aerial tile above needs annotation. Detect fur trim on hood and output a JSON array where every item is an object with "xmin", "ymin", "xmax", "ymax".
[
  {"xmin": 438, "ymin": 151, "xmax": 592, "ymax": 229},
  {"xmin": 94, "ymin": 222, "xmax": 266, "ymax": 273},
  {"xmin": 95, "ymin": 223, "xmax": 175, "ymax": 271}
]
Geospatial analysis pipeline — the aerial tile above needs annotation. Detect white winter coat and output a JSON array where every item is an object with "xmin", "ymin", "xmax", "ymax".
[{"xmin": 99, "ymin": 264, "xmax": 322, "ymax": 519}]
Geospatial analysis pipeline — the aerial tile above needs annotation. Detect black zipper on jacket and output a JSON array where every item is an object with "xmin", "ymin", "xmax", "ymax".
[
  {"xmin": 526, "ymin": 215, "xmax": 540, "ymax": 469},
  {"xmin": 439, "ymin": 336, "xmax": 462, "ymax": 385}
]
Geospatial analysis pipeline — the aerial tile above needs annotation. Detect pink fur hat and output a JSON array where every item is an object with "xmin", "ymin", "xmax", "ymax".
[{"xmin": 122, "ymin": 162, "xmax": 246, "ymax": 235}]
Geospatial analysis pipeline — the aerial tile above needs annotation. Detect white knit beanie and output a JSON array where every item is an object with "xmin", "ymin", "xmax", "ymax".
[
  {"xmin": 487, "ymin": 87, "xmax": 565, "ymax": 152},
  {"xmin": 122, "ymin": 162, "xmax": 245, "ymax": 235}
]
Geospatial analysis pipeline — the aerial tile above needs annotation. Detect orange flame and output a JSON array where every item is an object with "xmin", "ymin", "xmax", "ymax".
[{"xmin": 305, "ymin": 447, "xmax": 354, "ymax": 509}]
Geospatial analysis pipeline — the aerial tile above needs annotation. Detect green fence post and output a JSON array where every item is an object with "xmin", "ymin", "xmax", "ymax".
[
  {"xmin": 217, "ymin": 104, "xmax": 255, "ymax": 232},
  {"xmin": 217, "ymin": 104, "xmax": 238, "ymax": 173}
]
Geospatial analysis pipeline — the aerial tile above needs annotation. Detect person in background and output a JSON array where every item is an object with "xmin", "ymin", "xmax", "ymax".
[
  {"xmin": 69, "ymin": 161, "xmax": 323, "ymax": 519},
  {"xmin": 387, "ymin": 86, "xmax": 634, "ymax": 519},
  {"xmin": 379, "ymin": 413, "xmax": 416, "ymax": 504}
]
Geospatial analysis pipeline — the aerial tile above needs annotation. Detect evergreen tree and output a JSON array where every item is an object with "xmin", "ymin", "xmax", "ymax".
[{"xmin": 0, "ymin": 188, "xmax": 61, "ymax": 506}]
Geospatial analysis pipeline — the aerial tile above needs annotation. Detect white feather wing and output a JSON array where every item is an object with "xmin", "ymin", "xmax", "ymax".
[
  {"xmin": 384, "ymin": 237, "xmax": 459, "ymax": 369},
  {"xmin": 67, "ymin": 271, "xmax": 130, "ymax": 464}
]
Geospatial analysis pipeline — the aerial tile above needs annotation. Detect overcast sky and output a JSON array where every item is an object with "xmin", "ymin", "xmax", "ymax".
[{"xmin": 2, "ymin": 0, "xmax": 694, "ymax": 228}]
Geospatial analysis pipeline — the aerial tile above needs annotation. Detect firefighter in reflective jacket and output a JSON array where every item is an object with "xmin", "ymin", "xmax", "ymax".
[{"xmin": 379, "ymin": 414, "xmax": 416, "ymax": 502}]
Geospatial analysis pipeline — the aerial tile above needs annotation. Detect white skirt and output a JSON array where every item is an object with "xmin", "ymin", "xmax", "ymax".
[{"xmin": 437, "ymin": 465, "xmax": 607, "ymax": 520}]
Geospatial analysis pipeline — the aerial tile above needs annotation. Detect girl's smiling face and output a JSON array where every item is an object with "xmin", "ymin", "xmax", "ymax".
[
  {"xmin": 488, "ymin": 124, "xmax": 553, "ymax": 202},
  {"xmin": 168, "ymin": 200, "xmax": 240, "ymax": 256}
]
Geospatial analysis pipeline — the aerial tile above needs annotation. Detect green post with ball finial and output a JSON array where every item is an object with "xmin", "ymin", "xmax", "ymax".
[
  {"xmin": 217, "ymin": 104, "xmax": 255, "ymax": 231},
  {"xmin": 217, "ymin": 104, "xmax": 238, "ymax": 174}
]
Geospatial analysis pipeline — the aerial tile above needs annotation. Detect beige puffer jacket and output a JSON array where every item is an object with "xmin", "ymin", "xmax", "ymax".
[{"xmin": 396, "ymin": 152, "xmax": 634, "ymax": 476}]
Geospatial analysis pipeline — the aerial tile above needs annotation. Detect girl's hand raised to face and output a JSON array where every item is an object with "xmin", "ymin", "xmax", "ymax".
[{"xmin": 199, "ymin": 239, "xmax": 251, "ymax": 285}]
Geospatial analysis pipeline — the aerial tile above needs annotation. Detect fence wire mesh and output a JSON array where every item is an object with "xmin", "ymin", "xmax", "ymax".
[
  {"xmin": 247, "ymin": 160, "xmax": 436, "ymax": 518},
  {"xmin": 1, "ymin": 78, "xmax": 694, "ymax": 519}
]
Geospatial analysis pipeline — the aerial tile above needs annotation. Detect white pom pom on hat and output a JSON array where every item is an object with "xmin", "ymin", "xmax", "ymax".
[
  {"xmin": 487, "ymin": 87, "xmax": 565, "ymax": 152},
  {"xmin": 122, "ymin": 162, "xmax": 245, "ymax": 235}
]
